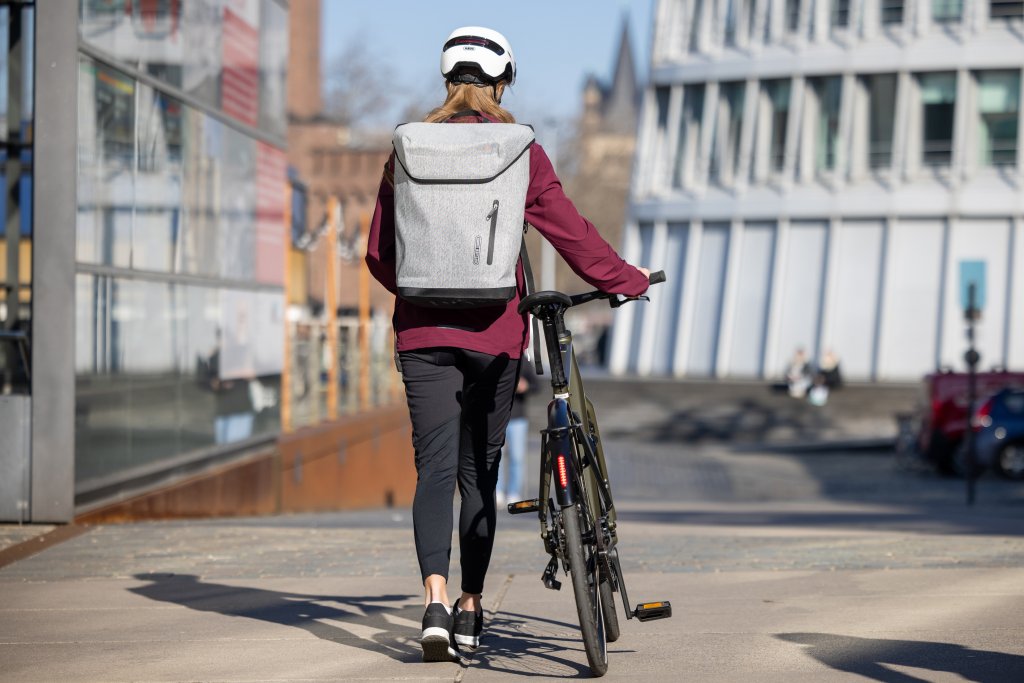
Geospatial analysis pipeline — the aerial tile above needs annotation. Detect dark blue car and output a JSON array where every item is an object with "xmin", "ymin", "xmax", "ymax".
[{"xmin": 971, "ymin": 388, "xmax": 1024, "ymax": 479}]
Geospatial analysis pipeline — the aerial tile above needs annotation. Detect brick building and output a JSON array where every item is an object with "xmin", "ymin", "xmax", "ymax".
[{"xmin": 287, "ymin": 0, "xmax": 391, "ymax": 311}]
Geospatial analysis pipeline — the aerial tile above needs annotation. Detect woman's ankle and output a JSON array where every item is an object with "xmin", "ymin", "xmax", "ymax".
[
  {"xmin": 424, "ymin": 574, "xmax": 449, "ymax": 607},
  {"xmin": 458, "ymin": 592, "xmax": 482, "ymax": 613}
]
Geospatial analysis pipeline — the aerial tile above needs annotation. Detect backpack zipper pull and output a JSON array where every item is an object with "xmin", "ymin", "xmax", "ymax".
[{"xmin": 486, "ymin": 200, "xmax": 499, "ymax": 265}]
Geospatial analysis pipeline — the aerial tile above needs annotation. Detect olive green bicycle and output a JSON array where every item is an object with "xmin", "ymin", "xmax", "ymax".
[{"xmin": 508, "ymin": 271, "xmax": 672, "ymax": 677}]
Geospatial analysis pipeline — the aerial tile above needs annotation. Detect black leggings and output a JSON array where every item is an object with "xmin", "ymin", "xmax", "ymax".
[{"xmin": 400, "ymin": 347, "xmax": 521, "ymax": 595}]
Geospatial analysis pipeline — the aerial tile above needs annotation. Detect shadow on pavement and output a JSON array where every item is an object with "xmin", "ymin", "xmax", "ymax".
[
  {"xmin": 129, "ymin": 573, "xmax": 422, "ymax": 664},
  {"xmin": 617, "ymin": 507, "xmax": 1024, "ymax": 537},
  {"xmin": 777, "ymin": 632, "xmax": 1024, "ymax": 682},
  {"xmin": 605, "ymin": 398, "xmax": 833, "ymax": 445},
  {"xmin": 469, "ymin": 610, "xmax": 634, "ymax": 678}
]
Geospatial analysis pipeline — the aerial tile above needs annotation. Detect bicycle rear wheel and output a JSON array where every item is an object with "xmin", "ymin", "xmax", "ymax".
[{"xmin": 562, "ymin": 502, "xmax": 608, "ymax": 677}]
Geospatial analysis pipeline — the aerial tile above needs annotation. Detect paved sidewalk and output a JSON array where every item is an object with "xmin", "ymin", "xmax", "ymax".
[
  {"xmin": 2, "ymin": 496, "xmax": 1024, "ymax": 682},
  {"xmin": 5, "ymin": 380, "xmax": 1024, "ymax": 681},
  {"xmin": 0, "ymin": 525, "xmax": 53, "ymax": 553}
]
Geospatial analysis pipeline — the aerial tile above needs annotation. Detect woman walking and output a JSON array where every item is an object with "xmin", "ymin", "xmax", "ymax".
[{"xmin": 365, "ymin": 26, "xmax": 650, "ymax": 662}]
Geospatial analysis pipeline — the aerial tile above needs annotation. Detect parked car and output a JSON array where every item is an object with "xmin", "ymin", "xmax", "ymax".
[
  {"xmin": 967, "ymin": 389, "xmax": 1024, "ymax": 480},
  {"xmin": 914, "ymin": 369, "xmax": 1024, "ymax": 475}
]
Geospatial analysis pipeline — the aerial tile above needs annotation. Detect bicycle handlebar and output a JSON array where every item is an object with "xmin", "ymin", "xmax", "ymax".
[{"xmin": 568, "ymin": 270, "xmax": 666, "ymax": 310}]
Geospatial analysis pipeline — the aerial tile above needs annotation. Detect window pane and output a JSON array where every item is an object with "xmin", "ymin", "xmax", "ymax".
[
  {"xmin": 933, "ymin": 0, "xmax": 963, "ymax": 21},
  {"xmin": 76, "ymin": 59, "xmax": 134, "ymax": 268},
  {"xmin": 673, "ymin": 84, "xmax": 705, "ymax": 189},
  {"xmin": 866, "ymin": 74, "xmax": 897, "ymax": 168},
  {"xmin": 725, "ymin": 0, "xmax": 739, "ymax": 46},
  {"xmin": 813, "ymin": 77, "xmax": 842, "ymax": 172},
  {"xmin": 0, "ymin": 5, "xmax": 33, "ymax": 395},
  {"xmin": 219, "ymin": 126, "xmax": 257, "ymax": 280},
  {"xmin": 135, "ymin": 85, "xmax": 183, "ymax": 272},
  {"xmin": 259, "ymin": 0, "xmax": 288, "ymax": 139},
  {"xmin": 655, "ymin": 86, "xmax": 670, "ymax": 129},
  {"xmin": 786, "ymin": 0, "xmax": 801, "ymax": 31},
  {"xmin": 219, "ymin": 0, "xmax": 260, "ymax": 127},
  {"xmin": 75, "ymin": 276, "xmax": 281, "ymax": 486},
  {"xmin": 80, "ymin": 0, "xmax": 142, "ymax": 70},
  {"xmin": 136, "ymin": 0, "xmax": 186, "ymax": 90},
  {"xmin": 990, "ymin": 0, "xmax": 1024, "ymax": 19},
  {"xmin": 710, "ymin": 82, "xmax": 745, "ymax": 183},
  {"xmin": 881, "ymin": 0, "xmax": 904, "ymax": 23},
  {"xmin": 977, "ymin": 71, "xmax": 1020, "ymax": 166},
  {"xmin": 181, "ymin": 110, "xmax": 222, "ymax": 277},
  {"xmin": 831, "ymin": 0, "xmax": 851, "ymax": 26},
  {"xmin": 75, "ymin": 274, "xmax": 133, "ymax": 485},
  {"xmin": 690, "ymin": 0, "xmax": 704, "ymax": 50},
  {"xmin": 920, "ymin": 72, "xmax": 956, "ymax": 165},
  {"xmin": 182, "ymin": 0, "xmax": 224, "ymax": 110},
  {"xmin": 765, "ymin": 79, "xmax": 791, "ymax": 172},
  {"xmin": 651, "ymin": 86, "xmax": 670, "ymax": 189}
]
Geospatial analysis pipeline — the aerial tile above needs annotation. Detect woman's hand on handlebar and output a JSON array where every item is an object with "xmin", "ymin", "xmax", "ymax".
[{"xmin": 627, "ymin": 266, "xmax": 652, "ymax": 300}]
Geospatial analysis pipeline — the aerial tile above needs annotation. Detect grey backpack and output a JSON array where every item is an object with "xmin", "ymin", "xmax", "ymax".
[{"xmin": 392, "ymin": 116, "xmax": 535, "ymax": 308}]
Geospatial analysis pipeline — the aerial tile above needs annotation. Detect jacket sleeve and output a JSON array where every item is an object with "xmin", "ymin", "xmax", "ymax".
[
  {"xmin": 365, "ymin": 154, "xmax": 398, "ymax": 295},
  {"xmin": 524, "ymin": 143, "xmax": 649, "ymax": 297}
]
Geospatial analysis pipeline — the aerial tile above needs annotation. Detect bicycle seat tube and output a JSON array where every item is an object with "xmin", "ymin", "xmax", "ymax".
[{"xmin": 541, "ymin": 309, "xmax": 571, "ymax": 395}]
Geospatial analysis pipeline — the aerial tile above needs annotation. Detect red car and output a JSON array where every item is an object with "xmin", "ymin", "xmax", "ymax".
[{"xmin": 917, "ymin": 369, "xmax": 1024, "ymax": 475}]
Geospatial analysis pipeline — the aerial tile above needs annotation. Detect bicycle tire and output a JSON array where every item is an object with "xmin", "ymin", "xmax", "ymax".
[
  {"xmin": 562, "ymin": 502, "xmax": 608, "ymax": 677},
  {"xmin": 595, "ymin": 487, "xmax": 620, "ymax": 643},
  {"xmin": 599, "ymin": 577, "xmax": 620, "ymax": 642}
]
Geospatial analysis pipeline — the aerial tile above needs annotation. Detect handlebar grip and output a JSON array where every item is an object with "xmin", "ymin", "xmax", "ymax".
[{"xmin": 648, "ymin": 270, "xmax": 666, "ymax": 285}]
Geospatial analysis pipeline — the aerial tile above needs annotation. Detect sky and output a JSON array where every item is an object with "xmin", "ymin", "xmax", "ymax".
[{"xmin": 320, "ymin": 0, "xmax": 654, "ymax": 127}]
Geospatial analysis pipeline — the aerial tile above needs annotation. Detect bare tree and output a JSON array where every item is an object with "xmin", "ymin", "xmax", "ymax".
[{"xmin": 323, "ymin": 36, "xmax": 395, "ymax": 127}]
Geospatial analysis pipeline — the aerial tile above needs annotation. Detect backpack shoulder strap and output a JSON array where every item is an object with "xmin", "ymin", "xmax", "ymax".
[{"xmin": 520, "ymin": 222, "xmax": 544, "ymax": 376}]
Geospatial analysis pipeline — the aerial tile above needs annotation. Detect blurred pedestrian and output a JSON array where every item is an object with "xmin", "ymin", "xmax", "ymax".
[
  {"xmin": 819, "ymin": 348, "xmax": 843, "ymax": 389},
  {"xmin": 496, "ymin": 363, "xmax": 536, "ymax": 506},
  {"xmin": 364, "ymin": 26, "xmax": 650, "ymax": 663},
  {"xmin": 786, "ymin": 347, "xmax": 813, "ymax": 398}
]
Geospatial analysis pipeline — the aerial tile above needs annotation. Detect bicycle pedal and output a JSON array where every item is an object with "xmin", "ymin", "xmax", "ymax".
[
  {"xmin": 541, "ymin": 558, "xmax": 562, "ymax": 591},
  {"xmin": 507, "ymin": 499, "xmax": 540, "ymax": 515},
  {"xmin": 633, "ymin": 600, "xmax": 672, "ymax": 622}
]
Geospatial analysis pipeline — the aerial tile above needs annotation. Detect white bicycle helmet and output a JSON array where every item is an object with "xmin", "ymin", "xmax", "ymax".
[{"xmin": 440, "ymin": 26, "xmax": 516, "ymax": 86}]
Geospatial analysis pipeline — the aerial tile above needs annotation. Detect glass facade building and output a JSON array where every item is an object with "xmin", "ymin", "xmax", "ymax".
[
  {"xmin": 0, "ymin": 2, "xmax": 34, "ymax": 395},
  {"xmin": 73, "ymin": 0, "xmax": 289, "ymax": 500},
  {"xmin": 613, "ymin": 0, "xmax": 1024, "ymax": 381}
]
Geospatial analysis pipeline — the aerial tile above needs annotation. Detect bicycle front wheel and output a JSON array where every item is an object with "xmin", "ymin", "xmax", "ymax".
[
  {"xmin": 600, "ymin": 573, "xmax": 620, "ymax": 643},
  {"xmin": 562, "ymin": 502, "xmax": 608, "ymax": 677}
]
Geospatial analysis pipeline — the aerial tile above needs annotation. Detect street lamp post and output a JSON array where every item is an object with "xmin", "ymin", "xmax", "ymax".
[{"xmin": 964, "ymin": 283, "xmax": 980, "ymax": 506}]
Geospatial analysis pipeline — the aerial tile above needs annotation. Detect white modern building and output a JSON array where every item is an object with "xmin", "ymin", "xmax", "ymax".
[{"xmin": 610, "ymin": 0, "xmax": 1024, "ymax": 381}]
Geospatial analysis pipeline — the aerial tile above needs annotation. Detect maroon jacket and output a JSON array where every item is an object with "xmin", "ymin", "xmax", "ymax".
[{"xmin": 365, "ymin": 114, "xmax": 649, "ymax": 359}]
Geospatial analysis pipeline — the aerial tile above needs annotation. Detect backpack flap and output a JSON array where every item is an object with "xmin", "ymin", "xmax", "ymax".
[{"xmin": 394, "ymin": 122, "xmax": 534, "ymax": 182}]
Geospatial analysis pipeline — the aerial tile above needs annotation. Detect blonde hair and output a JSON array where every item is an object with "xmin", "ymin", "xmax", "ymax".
[{"xmin": 425, "ymin": 82, "xmax": 515, "ymax": 123}]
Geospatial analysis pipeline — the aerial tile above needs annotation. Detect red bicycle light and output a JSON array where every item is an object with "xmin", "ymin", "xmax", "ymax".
[{"xmin": 556, "ymin": 455, "xmax": 568, "ymax": 489}]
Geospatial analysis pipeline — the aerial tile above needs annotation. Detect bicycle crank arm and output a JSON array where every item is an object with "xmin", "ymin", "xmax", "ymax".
[{"xmin": 633, "ymin": 600, "xmax": 673, "ymax": 621}]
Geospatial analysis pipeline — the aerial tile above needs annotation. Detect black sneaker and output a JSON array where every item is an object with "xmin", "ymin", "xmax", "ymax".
[
  {"xmin": 420, "ymin": 602, "xmax": 458, "ymax": 662},
  {"xmin": 453, "ymin": 598, "xmax": 483, "ymax": 649}
]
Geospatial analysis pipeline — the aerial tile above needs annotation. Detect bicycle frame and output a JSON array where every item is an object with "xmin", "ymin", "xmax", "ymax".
[{"xmin": 536, "ymin": 312, "xmax": 618, "ymax": 564}]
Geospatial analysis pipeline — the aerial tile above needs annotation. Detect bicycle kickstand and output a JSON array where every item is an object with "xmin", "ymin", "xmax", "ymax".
[{"xmin": 541, "ymin": 557, "xmax": 561, "ymax": 591}]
